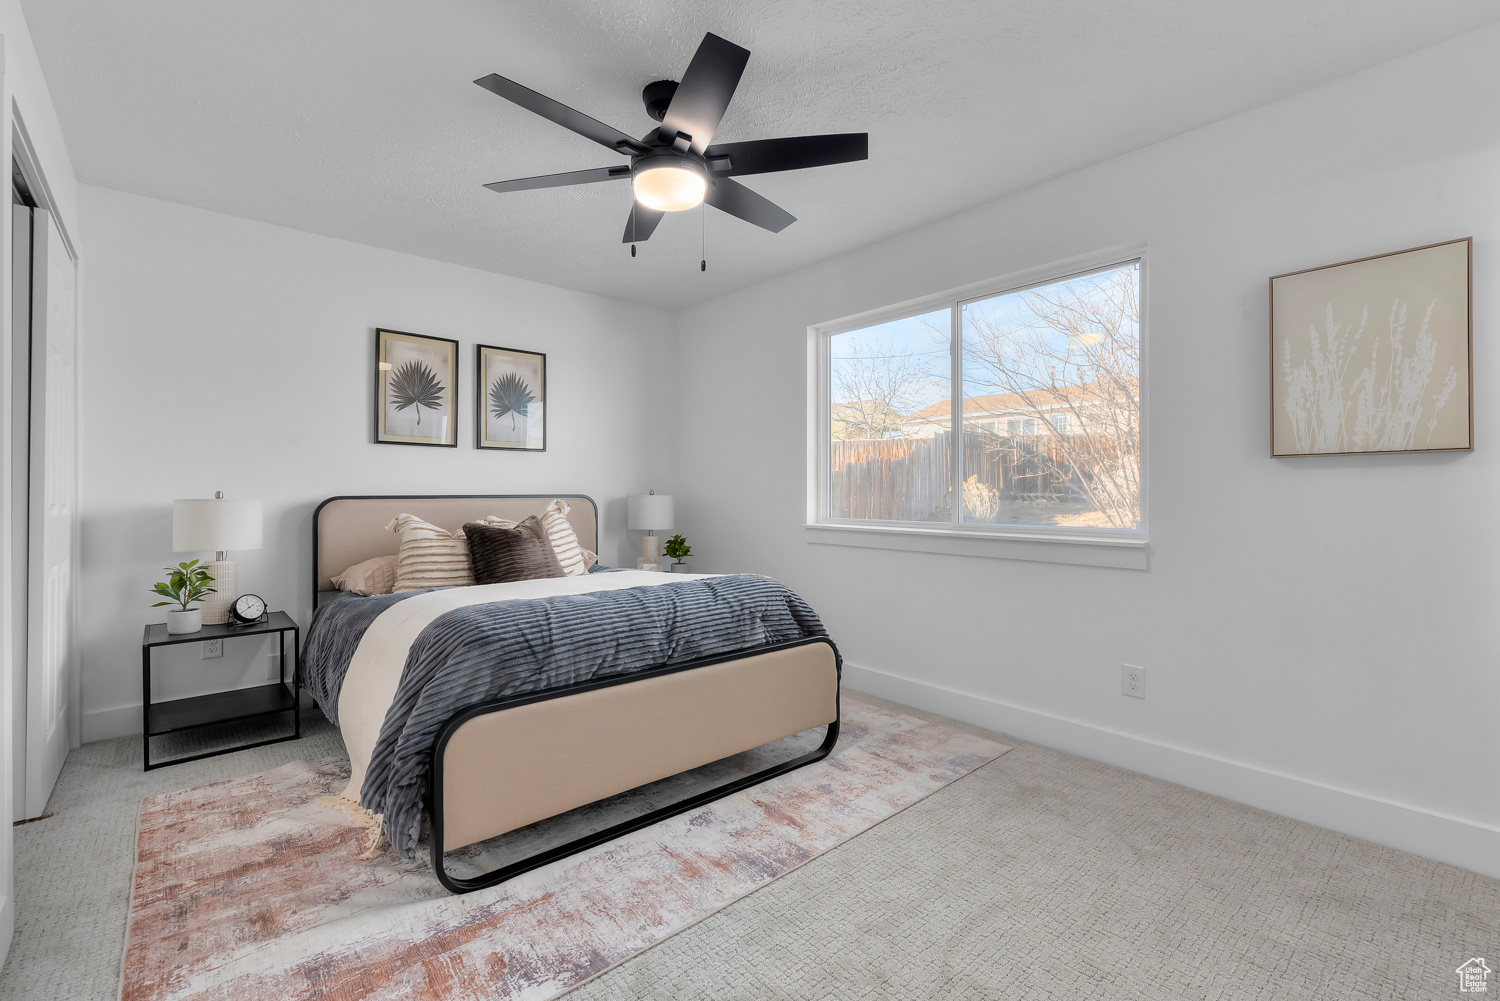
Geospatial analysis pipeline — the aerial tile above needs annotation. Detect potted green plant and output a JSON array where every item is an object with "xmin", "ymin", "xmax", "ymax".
[
  {"xmin": 151, "ymin": 560, "xmax": 217, "ymax": 634},
  {"xmin": 662, "ymin": 534, "xmax": 692, "ymax": 573}
]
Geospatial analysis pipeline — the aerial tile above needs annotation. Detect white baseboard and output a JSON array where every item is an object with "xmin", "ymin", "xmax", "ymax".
[
  {"xmin": 843, "ymin": 662, "xmax": 1500, "ymax": 880},
  {"xmin": 82, "ymin": 702, "xmax": 140, "ymax": 743}
]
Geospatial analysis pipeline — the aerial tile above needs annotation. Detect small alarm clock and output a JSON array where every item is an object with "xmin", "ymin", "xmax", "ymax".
[{"xmin": 227, "ymin": 592, "xmax": 268, "ymax": 626}]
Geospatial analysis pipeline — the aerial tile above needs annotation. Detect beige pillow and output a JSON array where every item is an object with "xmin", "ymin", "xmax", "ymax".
[
  {"xmin": 386, "ymin": 514, "xmax": 514, "ymax": 591},
  {"xmin": 330, "ymin": 555, "xmax": 397, "ymax": 596},
  {"xmin": 538, "ymin": 499, "xmax": 588, "ymax": 576}
]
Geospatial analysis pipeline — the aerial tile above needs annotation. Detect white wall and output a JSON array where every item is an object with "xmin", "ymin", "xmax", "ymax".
[
  {"xmin": 77, "ymin": 185, "xmax": 675, "ymax": 740},
  {"xmin": 671, "ymin": 24, "xmax": 1500, "ymax": 876}
]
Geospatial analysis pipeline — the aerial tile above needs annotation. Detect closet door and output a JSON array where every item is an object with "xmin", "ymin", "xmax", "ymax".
[
  {"xmin": 24, "ymin": 208, "xmax": 75, "ymax": 818},
  {"xmin": 9, "ymin": 205, "xmax": 29, "ymax": 823}
]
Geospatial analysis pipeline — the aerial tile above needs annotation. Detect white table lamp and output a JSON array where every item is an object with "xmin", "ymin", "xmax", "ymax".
[
  {"xmin": 173, "ymin": 491, "xmax": 263, "ymax": 624},
  {"xmin": 627, "ymin": 491, "xmax": 674, "ymax": 571}
]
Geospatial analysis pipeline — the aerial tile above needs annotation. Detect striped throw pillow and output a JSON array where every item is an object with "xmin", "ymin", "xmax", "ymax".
[
  {"xmin": 538, "ymin": 499, "xmax": 588, "ymax": 576},
  {"xmin": 386, "ymin": 514, "xmax": 514, "ymax": 591}
]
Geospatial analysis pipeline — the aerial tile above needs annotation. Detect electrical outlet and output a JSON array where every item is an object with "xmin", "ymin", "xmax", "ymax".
[
  {"xmin": 1122, "ymin": 664, "xmax": 1146, "ymax": 699},
  {"xmin": 201, "ymin": 638, "xmax": 223, "ymax": 660},
  {"xmin": 268, "ymin": 652, "xmax": 281, "ymax": 679}
]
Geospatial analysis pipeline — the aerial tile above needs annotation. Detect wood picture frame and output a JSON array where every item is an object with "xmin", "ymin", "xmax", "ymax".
[
  {"xmin": 1269, "ymin": 237, "xmax": 1472, "ymax": 457},
  {"xmin": 375, "ymin": 328, "xmax": 459, "ymax": 447},
  {"xmin": 475, "ymin": 343, "xmax": 546, "ymax": 451}
]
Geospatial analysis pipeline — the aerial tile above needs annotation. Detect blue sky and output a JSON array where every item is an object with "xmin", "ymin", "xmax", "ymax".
[
  {"xmin": 831, "ymin": 265, "xmax": 1138, "ymax": 414},
  {"xmin": 830, "ymin": 307, "xmax": 952, "ymax": 410}
]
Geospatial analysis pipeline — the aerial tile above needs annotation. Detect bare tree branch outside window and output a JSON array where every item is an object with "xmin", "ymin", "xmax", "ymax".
[{"xmin": 830, "ymin": 336, "xmax": 943, "ymax": 440}]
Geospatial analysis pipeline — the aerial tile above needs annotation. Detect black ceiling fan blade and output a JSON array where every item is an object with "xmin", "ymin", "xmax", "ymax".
[
  {"xmin": 475, "ymin": 73, "xmax": 649, "ymax": 155},
  {"xmin": 660, "ymin": 33, "xmax": 750, "ymax": 153},
  {"xmin": 704, "ymin": 133, "xmax": 868, "ymax": 177},
  {"xmin": 705, "ymin": 177, "xmax": 795, "ymax": 233},
  {"xmin": 622, "ymin": 203, "xmax": 665, "ymax": 243},
  {"xmin": 484, "ymin": 165, "xmax": 631, "ymax": 194}
]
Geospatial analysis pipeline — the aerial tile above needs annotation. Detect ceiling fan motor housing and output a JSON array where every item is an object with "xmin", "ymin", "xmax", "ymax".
[
  {"xmin": 631, "ymin": 151, "xmax": 704, "ymax": 178},
  {"xmin": 642, "ymin": 79, "xmax": 678, "ymax": 122}
]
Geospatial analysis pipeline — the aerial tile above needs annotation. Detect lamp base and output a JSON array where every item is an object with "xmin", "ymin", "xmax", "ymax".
[
  {"xmin": 200, "ymin": 560, "xmax": 238, "ymax": 625},
  {"xmin": 636, "ymin": 533, "xmax": 662, "ymax": 572}
]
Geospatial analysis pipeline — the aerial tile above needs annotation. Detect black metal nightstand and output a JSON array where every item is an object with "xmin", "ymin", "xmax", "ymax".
[{"xmin": 140, "ymin": 611, "xmax": 301, "ymax": 770}]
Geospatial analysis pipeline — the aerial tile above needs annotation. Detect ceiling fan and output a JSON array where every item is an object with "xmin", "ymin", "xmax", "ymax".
[{"xmin": 474, "ymin": 32, "xmax": 868, "ymax": 253}]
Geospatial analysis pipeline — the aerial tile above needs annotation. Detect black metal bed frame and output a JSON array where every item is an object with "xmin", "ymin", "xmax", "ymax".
[{"xmin": 426, "ymin": 635, "xmax": 841, "ymax": 895}]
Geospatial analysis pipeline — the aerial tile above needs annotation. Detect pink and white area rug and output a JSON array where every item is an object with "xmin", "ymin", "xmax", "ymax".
[{"xmin": 120, "ymin": 696, "xmax": 1009, "ymax": 1001}]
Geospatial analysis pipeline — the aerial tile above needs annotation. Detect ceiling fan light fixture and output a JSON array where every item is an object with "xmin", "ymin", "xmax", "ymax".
[{"xmin": 632, "ymin": 157, "xmax": 707, "ymax": 212}]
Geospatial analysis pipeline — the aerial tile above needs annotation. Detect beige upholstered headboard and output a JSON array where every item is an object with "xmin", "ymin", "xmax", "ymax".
[{"xmin": 313, "ymin": 494, "xmax": 599, "ymax": 595}]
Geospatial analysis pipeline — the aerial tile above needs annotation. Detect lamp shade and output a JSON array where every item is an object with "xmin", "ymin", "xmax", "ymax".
[
  {"xmin": 627, "ymin": 493, "xmax": 674, "ymax": 532},
  {"xmin": 173, "ymin": 498, "xmax": 263, "ymax": 552}
]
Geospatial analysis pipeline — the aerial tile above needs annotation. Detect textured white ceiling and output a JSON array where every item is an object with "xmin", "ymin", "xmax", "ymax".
[{"xmin": 23, "ymin": 0, "xmax": 1500, "ymax": 308}]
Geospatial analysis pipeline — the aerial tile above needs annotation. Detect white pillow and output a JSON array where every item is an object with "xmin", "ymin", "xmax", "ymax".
[
  {"xmin": 538, "ymin": 499, "xmax": 588, "ymax": 576},
  {"xmin": 386, "ymin": 514, "xmax": 513, "ymax": 591}
]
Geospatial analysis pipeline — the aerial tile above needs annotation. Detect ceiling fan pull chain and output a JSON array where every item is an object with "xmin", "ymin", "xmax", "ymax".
[{"xmin": 700, "ymin": 203, "xmax": 707, "ymax": 272}]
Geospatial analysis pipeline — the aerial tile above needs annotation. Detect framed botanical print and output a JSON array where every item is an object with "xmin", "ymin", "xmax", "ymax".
[
  {"xmin": 476, "ymin": 343, "xmax": 546, "ymax": 451},
  {"xmin": 375, "ymin": 328, "xmax": 458, "ymax": 447},
  {"xmin": 1270, "ymin": 237, "xmax": 1472, "ymax": 457}
]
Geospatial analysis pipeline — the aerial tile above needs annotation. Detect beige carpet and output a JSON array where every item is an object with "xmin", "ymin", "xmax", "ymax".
[{"xmin": 4, "ymin": 692, "xmax": 1497, "ymax": 1000}]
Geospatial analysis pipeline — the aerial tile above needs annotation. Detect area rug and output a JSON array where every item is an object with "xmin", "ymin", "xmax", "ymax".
[{"xmin": 120, "ymin": 696, "xmax": 1009, "ymax": 1001}]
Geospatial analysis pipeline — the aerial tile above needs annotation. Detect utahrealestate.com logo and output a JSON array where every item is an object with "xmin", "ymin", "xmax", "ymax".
[{"xmin": 1458, "ymin": 959, "xmax": 1493, "ymax": 993}]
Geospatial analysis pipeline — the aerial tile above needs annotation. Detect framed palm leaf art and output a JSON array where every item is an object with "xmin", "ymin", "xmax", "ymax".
[
  {"xmin": 476, "ymin": 343, "xmax": 546, "ymax": 451},
  {"xmin": 375, "ymin": 328, "xmax": 458, "ymax": 447}
]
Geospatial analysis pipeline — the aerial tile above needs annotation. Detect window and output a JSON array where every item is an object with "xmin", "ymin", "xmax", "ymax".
[
  {"xmin": 827, "ymin": 307, "xmax": 952, "ymax": 522},
  {"xmin": 817, "ymin": 259, "xmax": 1143, "ymax": 541}
]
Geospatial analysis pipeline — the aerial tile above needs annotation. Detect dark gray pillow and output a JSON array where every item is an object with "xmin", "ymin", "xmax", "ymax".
[{"xmin": 464, "ymin": 516, "xmax": 566, "ymax": 585}]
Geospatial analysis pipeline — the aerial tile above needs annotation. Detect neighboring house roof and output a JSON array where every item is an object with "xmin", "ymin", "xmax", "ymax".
[
  {"xmin": 899, "ymin": 381, "xmax": 1137, "ymax": 425},
  {"xmin": 833, "ymin": 399, "xmax": 907, "ymax": 439},
  {"xmin": 834, "ymin": 400, "xmax": 903, "ymax": 423},
  {"xmin": 901, "ymin": 388, "xmax": 1080, "ymax": 424}
]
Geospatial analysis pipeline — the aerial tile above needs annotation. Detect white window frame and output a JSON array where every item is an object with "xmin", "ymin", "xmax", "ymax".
[{"xmin": 806, "ymin": 244, "xmax": 1149, "ymax": 569}]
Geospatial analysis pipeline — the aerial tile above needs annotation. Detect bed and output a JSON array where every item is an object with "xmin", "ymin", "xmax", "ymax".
[{"xmin": 307, "ymin": 494, "xmax": 841, "ymax": 893}]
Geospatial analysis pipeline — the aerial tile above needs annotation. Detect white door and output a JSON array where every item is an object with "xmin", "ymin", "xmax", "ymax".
[
  {"xmin": 24, "ymin": 208, "xmax": 75, "ymax": 819},
  {"xmin": 8, "ymin": 206, "xmax": 29, "ymax": 824},
  {"xmin": 0, "ymin": 199, "xmax": 30, "ymax": 973}
]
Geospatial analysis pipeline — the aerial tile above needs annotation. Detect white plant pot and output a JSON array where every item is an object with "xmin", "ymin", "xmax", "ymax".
[
  {"xmin": 166, "ymin": 609, "xmax": 203, "ymax": 634},
  {"xmin": 670, "ymin": 563, "xmax": 690, "ymax": 573}
]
